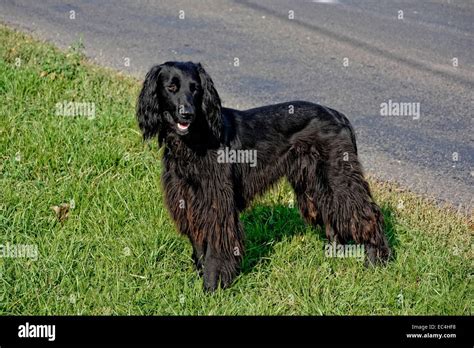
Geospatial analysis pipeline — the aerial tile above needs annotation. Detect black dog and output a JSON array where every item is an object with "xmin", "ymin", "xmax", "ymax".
[{"xmin": 137, "ymin": 61, "xmax": 391, "ymax": 292}]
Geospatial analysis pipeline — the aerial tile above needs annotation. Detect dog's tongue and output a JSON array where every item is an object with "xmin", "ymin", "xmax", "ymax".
[{"xmin": 177, "ymin": 123, "xmax": 189, "ymax": 130}]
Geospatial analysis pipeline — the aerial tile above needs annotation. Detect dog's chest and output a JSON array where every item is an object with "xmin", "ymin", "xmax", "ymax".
[
  {"xmin": 163, "ymin": 149, "xmax": 225, "ymax": 185},
  {"xmin": 161, "ymin": 149, "xmax": 231, "ymax": 215}
]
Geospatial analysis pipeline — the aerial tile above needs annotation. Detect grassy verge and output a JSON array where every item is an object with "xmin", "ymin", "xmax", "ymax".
[{"xmin": 0, "ymin": 25, "xmax": 472, "ymax": 315}]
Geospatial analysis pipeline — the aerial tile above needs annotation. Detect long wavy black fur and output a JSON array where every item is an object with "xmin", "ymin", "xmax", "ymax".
[{"xmin": 137, "ymin": 61, "xmax": 391, "ymax": 292}]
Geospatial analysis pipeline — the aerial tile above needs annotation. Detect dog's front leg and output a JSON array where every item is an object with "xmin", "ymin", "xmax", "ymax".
[
  {"xmin": 191, "ymin": 240, "xmax": 205, "ymax": 276},
  {"xmin": 202, "ymin": 213, "xmax": 244, "ymax": 292}
]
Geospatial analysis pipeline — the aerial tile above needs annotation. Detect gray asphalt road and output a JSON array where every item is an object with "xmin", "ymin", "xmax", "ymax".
[{"xmin": 1, "ymin": 0, "xmax": 473, "ymax": 212}]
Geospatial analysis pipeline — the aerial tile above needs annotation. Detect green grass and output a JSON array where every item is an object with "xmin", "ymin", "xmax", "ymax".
[{"xmin": 0, "ymin": 25, "xmax": 472, "ymax": 315}]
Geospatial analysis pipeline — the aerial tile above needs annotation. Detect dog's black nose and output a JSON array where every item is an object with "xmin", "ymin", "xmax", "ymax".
[
  {"xmin": 179, "ymin": 105, "xmax": 195, "ymax": 119},
  {"xmin": 179, "ymin": 108, "xmax": 194, "ymax": 120},
  {"xmin": 180, "ymin": 112, "xmax": 194, "ymax": 120}
]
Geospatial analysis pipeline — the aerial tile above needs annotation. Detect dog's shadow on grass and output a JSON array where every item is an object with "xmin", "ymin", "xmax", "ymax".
[{"xmin": 240, "ymin": 203, "xmax": 399, "ymax": 274}]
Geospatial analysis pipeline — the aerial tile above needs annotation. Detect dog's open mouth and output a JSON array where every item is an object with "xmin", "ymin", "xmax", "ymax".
[{"xmin": 177, "ymin": 122, "xmax": 190, "ymax": 131}]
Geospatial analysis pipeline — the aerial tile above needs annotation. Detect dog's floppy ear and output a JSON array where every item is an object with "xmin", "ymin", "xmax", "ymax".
[
  {"xmin": 197, "ymin": 63, "xmax": 222, "ymax": 140},
  {"xmin": 137, "ymin": 64, "xmax": 163, "ymax": 143}
]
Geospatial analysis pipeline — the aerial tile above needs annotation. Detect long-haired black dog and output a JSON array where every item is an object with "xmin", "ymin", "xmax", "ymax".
[{"xmin": 137, "ymin": 61, "xmax": 391, "ymax": 292}]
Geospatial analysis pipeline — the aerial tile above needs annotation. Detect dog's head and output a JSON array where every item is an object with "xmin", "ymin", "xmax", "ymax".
[{"xmin": 137, "ymin": 61, "xmax": 222, "ymax": 146}]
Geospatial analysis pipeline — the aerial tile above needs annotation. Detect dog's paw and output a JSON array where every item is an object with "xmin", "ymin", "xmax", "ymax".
[
  {"xmin": 202, "ymin": 256, "xmax": 239, "ymax": 292},
  {"xmin": 364, "ymin": 244, "xmax": 391, "ymax": 266},
  {"xmin": 203, "ymin": 270, "xmax": 218, "ymax": 292}
]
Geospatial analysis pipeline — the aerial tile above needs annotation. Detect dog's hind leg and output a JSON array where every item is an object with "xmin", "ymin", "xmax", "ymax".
[
  {"xmin": 287, "ymin": 152, "xmax": 325, "ymax": 231},
  {"xmin": 289, "ymin": 179, "xmax": 324, "ymax": 229},
  {"xmin": 356, "ymin": 202, "xmax": 392, "ymax": 265},
  {"xmin": 315, "ymin": 141, "xmax": 391, "ymax": 264},
  {"xmin": 289, "ymin": 166, "xmax": 345, "ymax": 244}
]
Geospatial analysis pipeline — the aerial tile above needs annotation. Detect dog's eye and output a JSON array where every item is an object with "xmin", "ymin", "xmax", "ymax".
[{"xmin": 167, "ymin": 84, "xmax": 178, "ymax": 92}]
